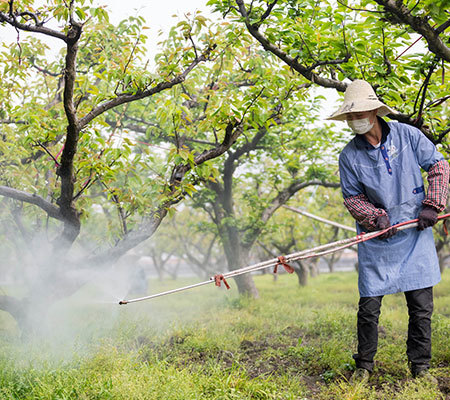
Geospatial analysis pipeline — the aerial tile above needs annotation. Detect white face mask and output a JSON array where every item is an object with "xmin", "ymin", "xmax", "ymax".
[{"xmin": 347, "ymin": 118, "xmax": 374, "ymax": 135}]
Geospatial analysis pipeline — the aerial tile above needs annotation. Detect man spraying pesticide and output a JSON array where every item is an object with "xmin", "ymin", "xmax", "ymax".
[
  {"xmin": 118, "ymin": 79, "xmax": 450, "ymax": 385},
  {"xmin": 328, "ymin": 79, "xmax": 449, "ymax": 383}
]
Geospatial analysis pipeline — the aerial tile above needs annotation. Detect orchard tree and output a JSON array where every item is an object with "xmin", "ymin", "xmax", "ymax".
[
  {"xmin": 0, "ymin": 1, "xmax": 253, "ymax": 331},
  {"xmin": 188, "ymin": 87, "xmax": 341, "ymax": 296},
  {"xmin": 1, "ymin": 3, "xmax": 208, "ymax": 254},
  {"xmin": 106, "ymin": 19, "xmax": 340, "ymax": 296},
  {"xmin": 208, "ymin": 0, "xmax": 450, "ymax": 145},
  {"xmin": 115, "ymin": 23, "xmax": 343, "ymax": 296}
]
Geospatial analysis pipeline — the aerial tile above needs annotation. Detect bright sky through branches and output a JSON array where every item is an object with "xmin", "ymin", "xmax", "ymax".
[
  {"xmin": 104, "ymin": 0, "xmax": 212, "ymax": 56},
  {"xmin": 0, "ymin": 0, "xmax": 212, "ymax": 56}
]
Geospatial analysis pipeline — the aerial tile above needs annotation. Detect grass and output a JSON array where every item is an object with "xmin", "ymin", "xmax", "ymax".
[{"xmin": 0, "ymin": 271, "xmax": 449, "ymax": 399}]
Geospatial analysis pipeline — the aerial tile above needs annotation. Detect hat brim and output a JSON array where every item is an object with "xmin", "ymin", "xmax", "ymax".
[{"xmin": 326, "ymin": 102, "xmax": 397, "ymax": 121}]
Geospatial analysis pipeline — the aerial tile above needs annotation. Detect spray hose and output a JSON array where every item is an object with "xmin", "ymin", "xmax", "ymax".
[{"xmin": 118, "ymin": 213, "xmax": 450, "ymax": 305}]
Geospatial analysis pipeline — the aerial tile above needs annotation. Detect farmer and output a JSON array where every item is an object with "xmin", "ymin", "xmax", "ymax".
[{"xmin": 327, "ymin": 79, "xmax": 449, "ymax": 382}]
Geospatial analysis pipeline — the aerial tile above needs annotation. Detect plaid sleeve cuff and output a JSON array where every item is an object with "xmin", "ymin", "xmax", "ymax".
[
  {"xmin": 423, "ymin": 160, "xmax": 449, "ymax": 213},
  {"xmin": 344, "ymin": 194, "xmax": 387, "ymax": 231}
]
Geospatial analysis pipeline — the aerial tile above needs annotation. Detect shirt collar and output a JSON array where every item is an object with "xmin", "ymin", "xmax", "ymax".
[{"xmin": 353, "ymin": 117, "xmax": 390, "ymax": 150}]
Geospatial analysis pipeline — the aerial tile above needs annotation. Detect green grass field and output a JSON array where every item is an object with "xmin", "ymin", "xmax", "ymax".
[{"xmin": 0, "ymin": 271, "xmax": 449, "ymax": 399}]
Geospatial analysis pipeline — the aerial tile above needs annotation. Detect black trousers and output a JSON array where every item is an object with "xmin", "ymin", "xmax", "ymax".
[{"xmin": 353, "ymin": 287, "xmax": 433, "ymax": 374}]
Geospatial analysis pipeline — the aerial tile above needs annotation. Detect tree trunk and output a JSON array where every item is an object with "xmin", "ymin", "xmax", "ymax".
[
  {"xmin": 309, "ymin": 259, "xmax": 319, "ymax": 277},
  {"xmin": 294, "ymin": 260, "xmax": 309, "ymax": 286},
  {"xmin": 435, "ymin": 230, "xmax": 449, "ymax": 273},
  {"xmin": 221, "ymin": 234, "xmax": 259, "ymax": 298},
  {"xmin": 324, "ymin": 253, "xmax": 338, "ymax": 273},
  {"xmin": 438, "ymin": 252, "xmax": 448, "ymax": 273},
  {"xmin": 233, "ymin": 273, "xmax": 259, "ymax": 298},
  {"xmin": 151, "ymin": 254, "xmax": 165, "ymax": 281}
]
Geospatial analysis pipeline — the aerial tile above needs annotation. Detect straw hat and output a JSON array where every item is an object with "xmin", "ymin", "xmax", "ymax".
[{"xmin": 326, "ymin": 79, "xmax": 396, "ymax": 121}]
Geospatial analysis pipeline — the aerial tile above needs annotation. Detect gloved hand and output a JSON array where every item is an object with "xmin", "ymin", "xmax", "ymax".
[
  {"xmin": 375, "ymin": 214, "xmax": 397, "ymax": 239},
  {"xmin": 417, "ymin": 206, "xmax": 438, "ymax": 231}
]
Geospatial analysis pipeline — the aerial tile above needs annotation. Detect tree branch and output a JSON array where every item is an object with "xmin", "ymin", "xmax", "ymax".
[
  {"xmin": 114, "ymin": 121, "xmax": 215, "ymax": 146},
  {"xmin": 0, "ymin": 186, "xmax": 63, "ymax": 221},
  {"xmin": 241, "ymin": 179, "xmax": 340, "ymax": 248},
  {"xmin": 234, "ymin": 0, "xmax": 347, "ymax": 91},
  {"xmin": 373, "ymin": 0, "xmax": 450, "ymax": 62},
  {"xmin": 336, "ymin": 0, "xmax": 384, "ymax": 14},
  {"xmin": 229, "ymin": 126, "xmax": 267, "ymax": 164},
  {"xmin": 34, "ymin": 141, "xmax": 60, "ymax": 166},
  {"xmin": 416, "ymin": 58, "xmax": 439, "ymax": 120},
  {"xmin": 437, "ymin": 127, "xmax": 450, "ymax": 143},
  {"xmin": 253, "ymin": 0, "xmax": 279, "ymax": 29},
  {"xmin": 78, "ymin": 46, "xmax": 215, "ymax": 129},
  {"xmin": 261, "ymin": 180, "xmax": 340, "ymax": 224},
  {"xmin": 0, "ymin": 10, "xmax": 67, "ymax": 42},
  {"xmin": 435, "ymin": 19, "xmax": 450, "ymax": 35},
  {"xmin": 87, "ymin": 121, "xmax": 243, "ymax": 265}
]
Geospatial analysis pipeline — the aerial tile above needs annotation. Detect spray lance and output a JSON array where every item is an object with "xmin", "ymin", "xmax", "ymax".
[{"xmin": 119, "ymin": 214, "xmax": 450, "ymax": 305}]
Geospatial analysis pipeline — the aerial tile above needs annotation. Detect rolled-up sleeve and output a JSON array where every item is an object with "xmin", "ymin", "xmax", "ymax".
[
  {"xmin": 408, "ymin": 127, "xmax": 449, "ymax": 212},
  {"xmin": 344, "ymin": 194, "xmax": 387, "ymax": 231},
  {"xmin": 422, "ymin": 159, "xmax": 449, "ymax": 212}
]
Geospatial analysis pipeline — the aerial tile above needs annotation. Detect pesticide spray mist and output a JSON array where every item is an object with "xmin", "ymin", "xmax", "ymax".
[
  {"xmin": 0, "ymin": 217, "xmax": 232, "ymax": 370},
  {"xmin": 0, "ymin": 226, "xmax": 162, "ymax": 365}
]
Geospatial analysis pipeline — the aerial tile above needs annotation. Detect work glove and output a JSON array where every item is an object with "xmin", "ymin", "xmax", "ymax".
[
  {"xmin": 375, "ymin": 214, "xmax": 397, "ymax": 239},
  {"xmin": 417, "ymin": 206, "xmax": 438, "ymax": 231}
]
